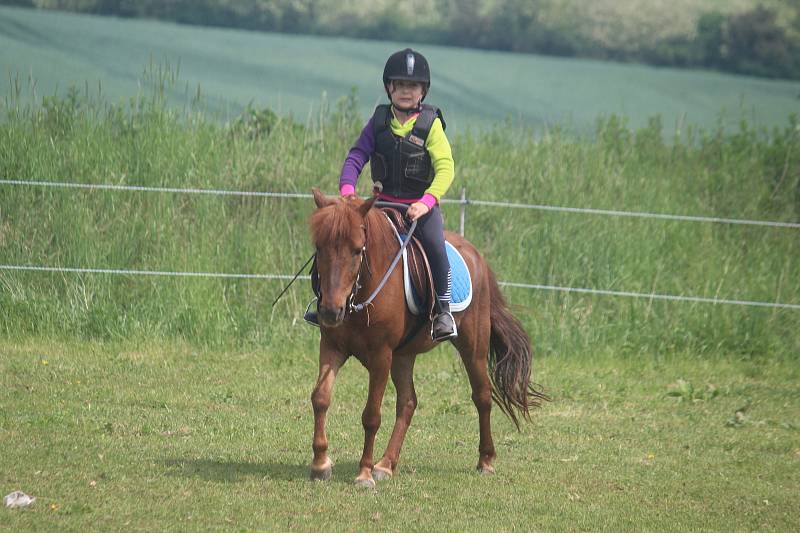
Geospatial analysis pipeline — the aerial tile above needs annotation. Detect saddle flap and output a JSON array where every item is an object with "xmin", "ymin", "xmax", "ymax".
[{"xmin": 382, "ymin": 208, "xmax": 436, "ymax": 319}]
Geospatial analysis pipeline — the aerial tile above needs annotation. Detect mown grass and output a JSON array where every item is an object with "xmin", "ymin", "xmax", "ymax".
[{"xmin": 1, "ymin": 339, "xmax": 798, "ymax": 531}]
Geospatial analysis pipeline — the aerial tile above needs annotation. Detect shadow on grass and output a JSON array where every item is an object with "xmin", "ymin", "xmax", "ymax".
[{"xmin": 162, "ymin": 458, "xmax": 362, "ymax": 484}]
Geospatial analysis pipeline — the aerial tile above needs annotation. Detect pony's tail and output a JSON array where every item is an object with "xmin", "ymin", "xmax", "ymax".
[{"xmin": 487, "ymin": 267, "xmax": 549, "ymax": 430}]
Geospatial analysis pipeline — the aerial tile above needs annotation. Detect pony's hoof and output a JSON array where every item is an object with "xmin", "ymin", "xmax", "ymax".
[
  {"xmin": 477, "ymin": 464, "xmax": 496, "ymax": 475},
  {"xmin": 310, "ymin": 466, "xmax": 332, "ymax": 481},
  {"xmin": 372, "ymin": 466, "xmax": 393, "ymax": 481},
  {"xmin": 310, "ymin": 458, "xmax": 333, "ymax": 481},
  {"xmin": 354, "ymin": 477, "xmax": 376, "ymax": 489}
]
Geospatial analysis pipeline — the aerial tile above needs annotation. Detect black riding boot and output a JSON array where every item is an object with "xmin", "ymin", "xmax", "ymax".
[
  {"xmin": 431, "ymin": 300, "xmax": 457, "ymax": 342},
  {"xmin": 303, "ymin": 298, "xmax": 320, "ymax": 327}
]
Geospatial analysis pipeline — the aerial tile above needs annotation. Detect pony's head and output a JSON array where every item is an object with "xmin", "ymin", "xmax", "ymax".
[{"xmin": 309, "ymin": 188, "xmax": 378, "ymax": 327}]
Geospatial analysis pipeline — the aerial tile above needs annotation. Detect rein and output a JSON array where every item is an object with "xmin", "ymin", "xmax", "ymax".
[
  {"xmin": 271, "ymin": 252, "xmax": 316, "ymax": 308},
  {"xmin": 349, "ymin": 201, "xmax": 418, "ymax": 314}
]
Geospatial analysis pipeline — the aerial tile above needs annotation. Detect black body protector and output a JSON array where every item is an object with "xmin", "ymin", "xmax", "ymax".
[{"xmin": 369, "ymin": 103, "xmax": 446, "ymax": 199}]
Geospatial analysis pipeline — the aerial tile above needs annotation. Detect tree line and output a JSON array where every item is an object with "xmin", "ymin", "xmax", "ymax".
[{"xmin": 4, "ymin": 0, "xmax": 800, "ymax": 80}]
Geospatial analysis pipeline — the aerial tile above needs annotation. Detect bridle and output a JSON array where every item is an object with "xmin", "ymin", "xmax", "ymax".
[
  {"xmin": 345, "ymin": 241, "xmax": 368, "ymax": 314},
  {"xmin": 271, "ymin": 202, "xmax": 418, "ymax": 318}
]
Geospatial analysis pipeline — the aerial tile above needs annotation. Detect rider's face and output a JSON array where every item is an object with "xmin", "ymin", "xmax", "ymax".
[{"xmin": 388, "ymin": 80, "xmax": 425, "ymax": 109}]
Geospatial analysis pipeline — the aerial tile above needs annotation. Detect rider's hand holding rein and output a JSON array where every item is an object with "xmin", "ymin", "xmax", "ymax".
[{"xmin": 407, "ymin": 201, "xmax": 430, "ymax": 221}]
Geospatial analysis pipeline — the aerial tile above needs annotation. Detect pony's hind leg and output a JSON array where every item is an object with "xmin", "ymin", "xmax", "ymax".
[
  {"xmin": 454, "ymin": 311, "xmax": 497, "ymax": 474},
  {"xmin": 373, "ymin": 354, "xmax": 418, "ymax": 481},
  {"xmin": 309, "ymin": 340, "xmax": 347, "ymax": 481}
]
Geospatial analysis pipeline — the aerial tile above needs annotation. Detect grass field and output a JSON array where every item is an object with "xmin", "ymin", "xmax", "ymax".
[
  {"xmin": 1, "ymin": 340, "xmax": 798, "ymax": 531},
  {"xmin": 1, "ymin": 6, "xmax": 799, "ymax": 135}
]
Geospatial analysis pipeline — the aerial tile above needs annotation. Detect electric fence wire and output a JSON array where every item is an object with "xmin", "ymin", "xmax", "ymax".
[
  {"xmin": 3, "ymin": 178, "xmax": 799, "ymax": 228},
  {"xmin": 2, "ymin": 178, "xmax": 799, "ymax": 310}
]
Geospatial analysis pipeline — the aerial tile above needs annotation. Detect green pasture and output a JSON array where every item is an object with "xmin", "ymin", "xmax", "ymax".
[
  {"xmin": 1, "ymin": 340, "xmax": 798, "ymax": 531},
  {"xmin": 1, "ymin": 6, "xmax": 799, "ymax": 135}
]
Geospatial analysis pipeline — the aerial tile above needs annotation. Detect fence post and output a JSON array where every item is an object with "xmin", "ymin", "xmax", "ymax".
[{"xmin": 459, "ymin": 187, "xmax": 466, "ymax": 237}]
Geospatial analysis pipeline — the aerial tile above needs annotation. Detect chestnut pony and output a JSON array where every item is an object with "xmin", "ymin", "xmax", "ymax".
[{"xmin": 308, "ymin": 188, "xmax": 546, "ymax": 488}]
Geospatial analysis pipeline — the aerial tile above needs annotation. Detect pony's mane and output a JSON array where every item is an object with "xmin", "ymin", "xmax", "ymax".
[{"xmin": 309, "ymin": 197, "xmax": 396, "ymax": 252}]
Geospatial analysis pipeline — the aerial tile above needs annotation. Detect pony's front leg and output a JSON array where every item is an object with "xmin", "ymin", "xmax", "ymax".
[
  {"xmin": 373, "ymin": 354, "xmax": 418, "ymax": 481},
  {"xmin": 310, "ymin": 339, "xmax": 347, "ymax": 481},
  {"xmin": 355, "ymin": 349, "xmax": 391, "ymax": 489}
]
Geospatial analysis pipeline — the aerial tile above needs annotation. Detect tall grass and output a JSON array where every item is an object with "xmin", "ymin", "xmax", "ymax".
[{"xmin": 1, "ymin": 69, "xmax": 798, "ymax": 359}]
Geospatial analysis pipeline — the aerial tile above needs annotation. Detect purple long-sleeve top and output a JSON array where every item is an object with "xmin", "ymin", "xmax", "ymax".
[
  {"xmin": 339, "ymin": 117, "xmax": 375, "ymax": 194},
  {"xmin": 338, "ymin": 115, "xmax": 450, "ymax": 209}
]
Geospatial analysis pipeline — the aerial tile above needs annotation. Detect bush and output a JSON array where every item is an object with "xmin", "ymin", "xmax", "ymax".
[
  {"xmin": 637, "ymin": 7, "xmax": 800, "ymax": 79},
  {"xmin": 724, "ymin": 6, "xmax": 800, "ymax": 79},
  {"xmin": 696, "ymin": 11, "xmax": 727, "ymax": 69}
]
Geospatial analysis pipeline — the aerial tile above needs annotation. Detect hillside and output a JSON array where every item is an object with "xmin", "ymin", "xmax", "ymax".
[
  {"xmin": 1, "ymin": 6, "xmax": 799, "ymax": 135},
  {"xmin": 9, "ymin": 0, "xmax": 800, "ymax": 79}
]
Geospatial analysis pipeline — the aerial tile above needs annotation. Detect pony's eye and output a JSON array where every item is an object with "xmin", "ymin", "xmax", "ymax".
[{"xmin": 353, "ymin": 249, "xmax": 363, "ymax": 257}]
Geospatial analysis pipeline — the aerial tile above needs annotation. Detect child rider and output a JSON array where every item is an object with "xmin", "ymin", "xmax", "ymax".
[{"xmin": 308, "ymin": 48, "xmax": 458, "ymax": 342}]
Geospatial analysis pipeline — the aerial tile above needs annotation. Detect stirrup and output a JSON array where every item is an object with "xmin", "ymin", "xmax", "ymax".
[
  {"xmin": 431, "ymin": 311, "xmax": 458, "ymax": 342},
  {"xmin": 303, "ymin": 298, "xmax": 320, "ymax": 328}
]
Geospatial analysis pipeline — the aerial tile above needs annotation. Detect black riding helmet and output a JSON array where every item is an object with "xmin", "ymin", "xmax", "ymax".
[{"xmin": 383, "ymin": 48, "xmax": 430, "ymax": 105}]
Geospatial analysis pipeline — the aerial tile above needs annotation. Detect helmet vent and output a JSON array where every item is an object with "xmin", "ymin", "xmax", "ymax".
[{"xmin": 405, "ymin": 53, "xmax": 415, "ymax": 76}]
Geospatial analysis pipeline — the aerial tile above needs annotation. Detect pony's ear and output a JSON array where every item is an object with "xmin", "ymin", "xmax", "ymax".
[
  {"xmin": 357, "ymin": 195, "xmax": 377, "ymax": 218},
  {"xmin": 312, "ymin": 187, "xmax": 334, "ymax": 209}
]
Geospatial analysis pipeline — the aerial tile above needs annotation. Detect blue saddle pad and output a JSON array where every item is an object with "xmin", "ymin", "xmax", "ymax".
[
  {"xmin": 446, "ymin": 241, "xmax": 472, "ymax": 311},
  {"xmin": 394, "ymin": 229, "xmax": 473, "ymax": 315}
]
